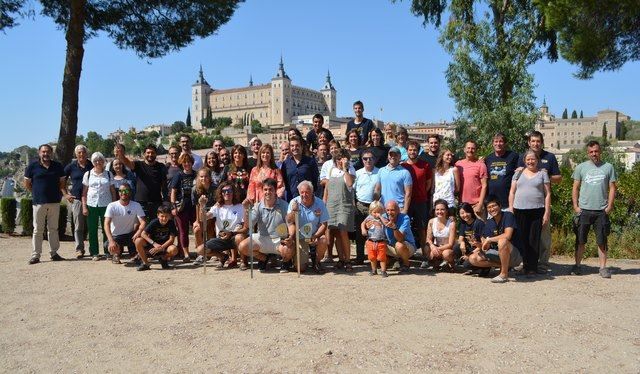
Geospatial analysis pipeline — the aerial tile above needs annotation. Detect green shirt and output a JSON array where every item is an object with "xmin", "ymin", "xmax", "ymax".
[{"xmin": 572, "ymin": 161, "xmax": 616, "ymax": 210}]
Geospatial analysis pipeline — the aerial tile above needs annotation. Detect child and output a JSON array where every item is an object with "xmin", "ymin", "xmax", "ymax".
[
  {"xmin": 361, "ymin": 201, "xmax": 388, "ymax": 277},
  {"xmin": 135, "ymin": 204, "xmax": 179, "ymax": 271}
]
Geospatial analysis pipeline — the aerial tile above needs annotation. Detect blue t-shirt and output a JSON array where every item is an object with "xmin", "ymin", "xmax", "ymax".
[
  {"xmin": 483, "ymin": 211, "xmax": 518, "ymax": 244},
  {"xmin": 517, "ymin": 150, "xmax": 560, "ymax": 177},
  {"xmin": 378, "ymin": 164, "xmax": 412, "ymax": 208},
  {"xmin": 458, "ymin": 218, "xmax": 485, "ymax": 242},
  {"xmin": 382, "ymin": 212, "xmax": 415, "ymax": 247},
  {"xmin": 485, "ymin": 151, "xmax": 519, "ymax": 207},
  {"xmin": 288, "ymin": 196, "xmax": 329, "ymax": 237},
  {"xmin": 281, "ymin": 155, "xmax": 319, "ymax": 202},
  {"xmin": 64, "ymin": 160, "xmax": 93, "ymax": 199},
  {"xmin": 25, "ymin": 160, "xmax": 65, "ymax": 205}
]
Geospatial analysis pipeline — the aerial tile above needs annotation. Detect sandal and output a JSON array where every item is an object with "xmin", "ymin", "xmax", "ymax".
[
  {"xmin": 216, "ymin": 254, "xmax": 229, "ymax": 269},
  {"xmin": 227, "ymin": 260, "xmax": 238, "ymax": 269}
]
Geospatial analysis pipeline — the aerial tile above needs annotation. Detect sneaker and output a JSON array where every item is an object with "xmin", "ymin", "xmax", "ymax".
[
  {"xmin": 399, "ymin": 264, "xmax": 410, "ymax": 273},
  {"xmin": 321, "ymin": 256, "xmax": 334, "ymax": 264},
  {"xmin": 136, "ymin": 263, "xmax": 151, "ymax": 271},
  {"xmin": 75, "ymin": 251, "xmax": 84, "ymax": 259},
  {"xmin": 112, "ymin": 255, "xmax": 121, "ymax": 264},
  {"xmin": 419, "ymin": 261, "xmax": 430, "ymax": 269},
  {"xmin": 491, "ymin": 275, "xmax": 509, "ymax": 283},
  {"xmin": 280, "ymin": 261, "xmax": 291, "ymax": 273},
  {"xmin": 380, "ymin": 271, "xmax": 389, "ymax": 278},
  {"xmin": 570, "ymin": 264, "xmax": 582, "ymax": 275},
  {"xmin": 126, "ymin": 256, "xmax": 141, "ymax": 266},
  {"xmin": 50, "ymin": 254, "xmax": 65, "ymax": 261},
  {"xmin": 391, "ymin": 261, "xmax": 401, "ymax": 271},
  {"xmin": 92, "ymin": 256, "xmax": 100, "ymax": 261},
  {"xmin": 353, "ymin": 258, "xmax": 365, "ymax": 266},
  {"xmin": 239, "ymin": 261, "xmax": 248, "ymax": 271},
  {"xmin": 258, "ymin": 260, "xmax": 268, "ymax": 273},
  {"xmin": 513, "ymin": 264, "xmax": 524, "ymax": 272},
  {"xmin": 227, "ymin": 260, "xmax": 238, "ymax": 269},
  {"xmin": 182, "ymin": 256, "xmax": 191, "ymax": 263},
  {"xmin": 193, "ymin": 255, "xmax": 205, "ymax": 266},
  {"xmin": 28, "ymin": 257, "xmax": 40, "ymax": 265},
  {"xmin": 104, "ymin": 254, "xmax": 112, "ymax": 260},
  {"xmin": 159, "ymin": 259, "xmax": 171, "ymax": 270},
  {"xmin": 369, "ymin": 270, "xmax": 377, "ymax": 276},
  {"xmin": 599, "ymin": 267, "xmax": 611, "ymax": 279},
  {"xmin": 312, "ymin": 262, "xmax": 325, "ymax": 274}
]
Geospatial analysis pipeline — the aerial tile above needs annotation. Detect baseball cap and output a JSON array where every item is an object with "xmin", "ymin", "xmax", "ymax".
[{"xmin": 388, "ymin": 146, "xmax": 401, "ymax": 154}]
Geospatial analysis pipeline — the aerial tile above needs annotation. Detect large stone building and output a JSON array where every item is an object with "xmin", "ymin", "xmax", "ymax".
[
  {"xmin": 191, "ymin": 58, "xmax": 337, "ymax": 129},
  {"xmin": 536, "ymin": 100, "xmax": 630, "ymax": 149}
]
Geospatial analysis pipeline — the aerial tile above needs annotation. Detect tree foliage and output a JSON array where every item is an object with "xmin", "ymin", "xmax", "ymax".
[
  {"xmin": 250, "ymin": 119, "xmax": 263, "ymax": 134},
  {"xmin": 185, "ymin": 108, "xmax": 191, "ymax": 127},
  {"xmin": 0, "ymin": 0, "xmax": 243, "ymax": 165},
  {"xmin": 561, "ymin": 108, "xmax": 568, "ymax": 119},
  {"xmin": 539, "ymin": 0, "xmax": 640, "ymax": 79},
  {"xmin": 571, "ymin": 109, "xmax": 577, "ymax": 118}
]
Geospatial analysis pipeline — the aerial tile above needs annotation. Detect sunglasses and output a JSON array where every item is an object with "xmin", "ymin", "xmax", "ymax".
[
  {"xmin": 119, "ymin": 189, "xmax": 131, "ymax": 193},
  {"xmin": 362, "ymin": 157, "xmax": 373, "ymax": 161},
  {"xmin": 221, "ymin": 189, "xmax": 233, "ymax": 194}
]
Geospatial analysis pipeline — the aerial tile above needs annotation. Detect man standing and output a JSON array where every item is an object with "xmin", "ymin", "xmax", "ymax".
[
  {"xmin": 306, "ymin": 114, "xmax": 334, "ymax": 151},
  {"xmin": 120, "ymin": 144, "xmax": 168, "ymax": 219},
  {"xmin": 518, "ymin": 131, "xmax": 561, "ymax": 272},
  {"xmin": 219, "ymin": 147, "xmax": 231, "ymax": 168},
  {"xmin": 104, "ymin": 182, "xmax": 146, "ymax": 263},
  {"xmin": 418, "ymin": 134, "xmax": 442, "ymax": 169},
  {"xmin": 178, "ymin": 134, "xmax": 203, "ymax": 170},
  {"xmin": 64, "ymin": 144, "xmax": 93, "ymax": 258},
  {"xmin": 247, "ymin": 137, "xmax": 263, "ymax": 170},
  {"xmin": 485, "ymin": 133, "xmax": 519, "ymax": 209},
  {"xmin": 455, "ymin": 140, "xmax": 488, "ymax": 217},
  {"xmin": 381, "ymin": 200, "xmax": 417, "ymax": 273},
  {"xmin": 571, "ymin": 140, "xmax": 617, "ymax": 278},
  {"xmin": 280, "ymin": 136, "xmax": 319, "ymax": 202},
  {"xmin": 212, "ymin": 139, "xmax": 224, "ymax": 154},
  {"xmin": 346, "ymin": 100, "xmax": 375, "ymax": 145},
  {"xmin": 24, "ymin": 144, "xmax": 67, "ymax": 264},
  {"xmin": 354, "ymin": 149, "xmax": 381, "ymax": 264},
  {"xmin": 401, "ymin": 141, "xmax": 433, "ymax": 248},
  {"xmin": 276, "ymin": 141, "xmax": 290, "ymax": 169},
  {"xmin": 377, "ymin": 147, "xmax": 412, "ymax": 214}
]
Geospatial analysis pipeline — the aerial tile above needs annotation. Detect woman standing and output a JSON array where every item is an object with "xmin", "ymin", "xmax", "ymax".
[
  {"xmin": 345, "ymin": 129, "xmax": 363, "ymax": 169},
  {"xmin": 82, "ymin": 152, "xmax": 117, "ymax": 261},
  {"xmin": 226, "ymin": 145, "xmax": 250, "ymax": 200},
  {"xmin": 508, "ymin": 150, "xmax": 551, "ymax": 276},
  {"xmin": 365, "ymin": 128, "xmax": 390, "ymax": 169},
  {"xmin": 322, "ymin": 145, "xmax": 356, "ymax": 271},
  {"xmin": 432, "ymin": 148, "xmax": 460, "ymax": 210},
  {"xmin": 247, "ymin": 144, "xmax": 285, "ymax": 203},
  {"xmin": 170, "ymin": 153, "xmax": 197, "ymax": 262},
  {"xmin": 111, "ymin": 158, "xmax": 136, "ymax": 200},
  {"xmin": 192, "ymin": 168, "xmax": 217, "ymax": 248},
  {"xmin": 165, "ymin": 145, "xmax": 182, "ymax": 193},
  {"xmin": 424, "ymin": 199, "xmax": 457, "ymax": 271},
  {"xmin": 205, "ymin": 151, "xmax": 226, "ymax": 191}
]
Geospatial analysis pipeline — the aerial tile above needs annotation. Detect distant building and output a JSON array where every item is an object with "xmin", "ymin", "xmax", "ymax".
[
  {"xmin": 405, "ymin": 122, "xmax": 457, "ymax": 142},
  {"xmin": 142, "ymin": 124, "xmax": 172, "ymax": 136},
  {"xmin": 536, "ymin": 100, "xmax": 630, "ymax": 150},
  {"xmin": 191, "ymin": 58, "xmax": 337, "ymax": 129}
]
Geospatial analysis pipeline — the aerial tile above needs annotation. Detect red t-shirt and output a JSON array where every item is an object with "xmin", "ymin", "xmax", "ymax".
[
  {"xmin": 455, "ymin": 159, "xmax": 488, "ymax": 204},
  {"xmin": 401, "ymin": 159, "xmax": 432, "ymax": 204}
]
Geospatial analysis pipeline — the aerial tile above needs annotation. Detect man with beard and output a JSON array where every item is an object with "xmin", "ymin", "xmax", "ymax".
[
  {"xmin": 306, "ymin": 113, "xmax": 334, "ymax": 152},
  {"xmin": 280, "ymin": 136, "xmax": 319, "ymax": 202},
  {"xmin": 455, "ymin": 140, "xmax": 488, "ymax": 218},
  {"xmin": 119, "ymin": 144, "xmax": 168, "ymax": 219},
  {"xmin": 104, "ymin": 182, "xmax": 146, "ymax": 263},
  {"xmin": 219, "ymin": 147, "xmax": 231, "ymax": 168},
  {"xmin": 247, "ymin": 137, "xmax": 263, "ymax": 171},
  {"xmin": 25, "ymin": 144, "xmax": 67, "ymax": 264},
  {"xmin": 178, "ymin": 134, "xmax": 203, "ymax": 171},
  {"xmin": 485, "ymin": 133, "xmax": 519, "ymax": 209},
  {"xmin": 401, "ymin": 141, "xmax": 432, "ymax": 248}
]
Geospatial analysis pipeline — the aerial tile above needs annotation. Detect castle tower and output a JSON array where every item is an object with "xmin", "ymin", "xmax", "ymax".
[
  {"xmin": 320, "ymin": 70, "xmax": 336, "ymax": 115},
  {"xmin": 191, "ymin": 65, "xmax": 211, "ymax": 130},
  {"xmin": 270, "ymin": 56, "xmax": 292, "ymax": 126}
]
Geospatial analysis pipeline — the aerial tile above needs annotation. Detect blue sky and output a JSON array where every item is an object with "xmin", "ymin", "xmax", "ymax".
[{"xmin": 1, "ymin": 0, "xmax": 638, "ymax": 152}]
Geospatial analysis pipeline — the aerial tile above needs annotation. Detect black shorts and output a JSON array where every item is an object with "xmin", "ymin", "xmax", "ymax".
[
  {"xmin": 204, "ymin": 237, "xmax": 235, "ymax": 252},
  {"xmin": 577, "ymin": 209, "xmax": 610, "ymax": 247},
  {"xmin": 408, "ymin": 201, "xmax": 429, "ymax": 230},
  {"xmin": 104, "ymin": 233, "xmax": 135, "ymax": 253},
  {"xmin": 142, "ymin": 243, "xmax": 167, "ymax": 257}
]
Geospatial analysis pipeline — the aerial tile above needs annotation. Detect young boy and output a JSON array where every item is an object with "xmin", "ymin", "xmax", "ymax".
[
  {"xmin": 361, "ymin": 201, "xmax": 388, "ymax": 277},
  {"xmin": 134, "ymin": 204, "xmax": 179, "ymax": 271}
]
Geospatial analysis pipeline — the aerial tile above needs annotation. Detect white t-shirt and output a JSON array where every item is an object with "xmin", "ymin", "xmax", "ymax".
[
  {"xmin": 320, "ymin": 160, "xmax": 356, "ymax": 181},
  {"xmin": 83, "ymin": 169, "xmax": 114, "ymax": 207},
  {"xmin": 105, "ymin": 200, "xmax": 145, "ymax": 236},
  {"xmin": 208, "ymin": 203, "xmax": 245, "ymax": 236}
]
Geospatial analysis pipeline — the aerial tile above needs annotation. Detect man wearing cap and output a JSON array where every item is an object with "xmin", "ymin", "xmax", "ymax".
[{"xmin": 376, "ymin": 146, "xmax": 412, "ymax": 214}]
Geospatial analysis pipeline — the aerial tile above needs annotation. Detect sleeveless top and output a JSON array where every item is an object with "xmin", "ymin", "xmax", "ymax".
[
  {"xmin": 433, "ymin": 167, "xmax": 455, "ymax": 207},
  {"xmin": 431, "ymin": 219, "xmax": 452, "ymax": 246}
]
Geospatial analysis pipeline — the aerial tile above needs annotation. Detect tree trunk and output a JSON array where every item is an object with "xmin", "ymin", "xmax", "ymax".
[{"xmin": 55, "ymin": 0, "xmax": 86, "ymax": 165}]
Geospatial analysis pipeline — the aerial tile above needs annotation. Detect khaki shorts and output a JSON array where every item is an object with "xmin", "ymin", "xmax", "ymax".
[
  {"xmin": 249, "ymin": 234, "xmax": 282, "ymax": 255},
  {"xmin": 386, "ymin": 241, "xmax": 417, "ymax": 258}
]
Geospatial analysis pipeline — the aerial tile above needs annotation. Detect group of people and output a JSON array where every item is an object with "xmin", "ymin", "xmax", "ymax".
[{"xmin": 24, "ymin": 100, "xmax": 618, "ymax": 281}]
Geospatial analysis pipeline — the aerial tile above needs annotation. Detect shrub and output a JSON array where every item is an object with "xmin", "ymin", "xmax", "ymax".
[
  {"xmin": 19, "ymin": 198, "xmax": 33, "ymax": 236},
  {"xmin": 0, "ymin": 197, "xmax": 17, "ymax": 234}
]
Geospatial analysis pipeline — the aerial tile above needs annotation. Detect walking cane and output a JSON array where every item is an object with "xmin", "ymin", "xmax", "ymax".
[
  {"xmin": 198, "ymin": 195, "xmax": 208, "ymax": 275},
  {"xmin": 248, "ymin": 203, "xmax": 254, "ymax": 279},
  {"xmin": 295, "ymin": 208, "xmax": 301, "ymax": 278}
]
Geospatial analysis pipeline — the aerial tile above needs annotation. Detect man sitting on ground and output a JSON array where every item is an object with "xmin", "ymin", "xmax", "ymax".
[
  {"xmin": 238, "ymin": 178, "xmax": 294, "ymax": 273},
  {"xmin": 381, "ymin": 200, "xmax": 417, "ymax": 273},
  {"xmin": 134, "ymin": 204, "xmax": 179, "ymax": 271},
  {"xmin": 104, "ymin": 182, "xmax": 146, "ymax": 264},
  {"xmin": 287, "ymin": 180, "xmax": 330, "ymax": 273},
  {"xmin": 468, "ymin": 195, "xmax": 523, "ymax": 283}
]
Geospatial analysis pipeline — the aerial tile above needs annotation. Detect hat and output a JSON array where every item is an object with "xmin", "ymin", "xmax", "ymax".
[
  {"xmin": 249, "ymin": 137, "xmax": 260, "ymax": 145},
  {"xmin": 388, "ymin": 146, "xmax": 401, "ymax": 154}
]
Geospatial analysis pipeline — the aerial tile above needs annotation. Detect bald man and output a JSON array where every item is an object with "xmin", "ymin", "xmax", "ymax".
[{"xmin": 381, "ymin": 200, "xmax": 417, "ymax": 273}]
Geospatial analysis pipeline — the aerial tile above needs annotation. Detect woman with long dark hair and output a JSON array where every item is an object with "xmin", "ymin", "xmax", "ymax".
[
  {"xmin": 205, "ymin": 151, "xmax": 226, "ymax": 191},
  {"xmin": 226, "ymin": 145, "xmax": 250, "ymax": 200},
  {"xmin": 170, "ymin": 153, "xmax": 197, "ymax": 262},
  {"xmin": 192, "ymin": 167, "xmax": 217, "ymax": 249},
  {"xmin": 365, "ymin": 128, "xmax": 389, "ymax": 169},
  {"xmin": 345, "ymin": 129, "xmax": 363, "ymax": 169},
  {"xmin": 432, "ymin": 148, "xmax": 460, "ymax": 209}
]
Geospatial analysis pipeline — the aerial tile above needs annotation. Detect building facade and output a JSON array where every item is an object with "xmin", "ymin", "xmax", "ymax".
[{"xmin": 191, "ymin": 58, "xmax": 337, "ymax": 129}]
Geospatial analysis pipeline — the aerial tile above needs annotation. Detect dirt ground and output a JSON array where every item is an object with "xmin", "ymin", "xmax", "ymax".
[{"xmin": 1, "ymin": 235, "xmax": 639, "ymax": 373}]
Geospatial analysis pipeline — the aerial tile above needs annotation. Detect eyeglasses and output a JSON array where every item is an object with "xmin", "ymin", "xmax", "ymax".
[
  {"xmin": 362, "ymin": 157, "xmax": 373, "ymax": 161},
  {"xmin": 221, "ymin": 189, "xmax": 233, "ymax": 194},
  {"xmin": 119, "ymin": 189, "xmax": 131, "ymax": 193}
]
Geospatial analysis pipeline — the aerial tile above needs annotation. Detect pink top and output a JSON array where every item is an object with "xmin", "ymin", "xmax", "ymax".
[
  {"xmin": 247, "ymin": 167, "xmax": 285, "ymax": 202},
  {"xmin": 455, "ymin": 159, "xmax": 487, "ymax": 204}
]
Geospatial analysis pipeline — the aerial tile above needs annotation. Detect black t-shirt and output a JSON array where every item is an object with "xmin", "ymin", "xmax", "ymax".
[
  {"xmin": 517, "ymin": 150, "xmax": 560, "ymax": 177},
  {"xmin": 348, "ymin": 148, "xmax": 363, "ymax": 170},
  {"xmin": 248, "ymin": 157, "xmax": 257, "ymax": 172},
  {"xmin": 347, "ymin": 118, "xmax": 374, "ymax": 145},
  {"xmin": 483, "ymin": 211, "xmax": 519, "ymax": 246},
  {"xmin": 418, "ymin": 153, "xmax": 438, "ymax": 170},
  {"xmin": 132, "ymin": 161, "xmax": 167, "ymax": 203},
  {"xmin": 485, "ymin": 151, "xmax": 519, "ymax": 207},
  {"xmin": 144, "ymin": 217, "xmax": 178, "ymax": 243},
  {"xmin": 25, "ymin": 160, "xmax": 65, "ymax": 205},
  {"xmin": 306, "ymin": 128, "xmax": 335, "ymax": 150},
  {"xmin": 458, "ymin": 218, "xmax": 485, "ymax": 242},
  {"xmin": 64, "ymin": 160, "xmax": 93, "ymax": 199},
  {"xmin": 192, "ymin": 185, "xmax": 217, "ymax": 211},
  {"xmin": 367, "ymin": 145, "xmax": 389, "ymax": 169},
  {"xmin": 170, "ymin": 170, "xmax": 196, "ymax": 209}
]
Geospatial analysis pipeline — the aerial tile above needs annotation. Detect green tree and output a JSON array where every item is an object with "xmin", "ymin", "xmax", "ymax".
[
  {"xmin": 186, "ymin": 108, "xmax": 192, "ymax": 127},
  {"xmin": 579, "ymin": 110, "xmax": 583, "ymax": 118},
  {"xmin": 571, "ymin": 110, "xmax": 578, "ymax": 118},
  {"xmin": 171, "ymin": 121, "xmax": 186, "ymax": 134},
  {"xmin": 250, "ymin": 119, "xmax": 264, "ymax": 134},
  {"xmin": 562, "ymin": 108, "xmax": 568, "ymax": 119},
  {"xmin": 1, "ymin": 1, "xmax": 243, "ymax": 165},
  {"xmin": 602, "ymin": 124, "xmax": 608, "ymax": 139},
  {"xmin": 402, "ymin": 0, "xmax": 556, "ymax": 152},
  {"xmin": 539, "ymin": 0, "xmax": 640, "ymax": 79}
]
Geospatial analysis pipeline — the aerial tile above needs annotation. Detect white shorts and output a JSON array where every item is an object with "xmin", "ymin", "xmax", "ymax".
[{"xmin": 249, "ymin": 233, "xmax": 282, "ymax": 255}]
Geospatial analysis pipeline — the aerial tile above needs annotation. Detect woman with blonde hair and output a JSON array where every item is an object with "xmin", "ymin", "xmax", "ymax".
[{"xmin": 432, "ymin": 148, "xmax": 460, "ymax": 210}]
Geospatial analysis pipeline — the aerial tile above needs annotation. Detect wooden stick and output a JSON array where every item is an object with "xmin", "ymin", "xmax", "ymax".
[
  {"xmin": 248, "ymin": 203, "xmax": 253, "ymax": 279},
  {"xmin": 295, "ymin": 208, "xmax": 301, "ymax": 278}
]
